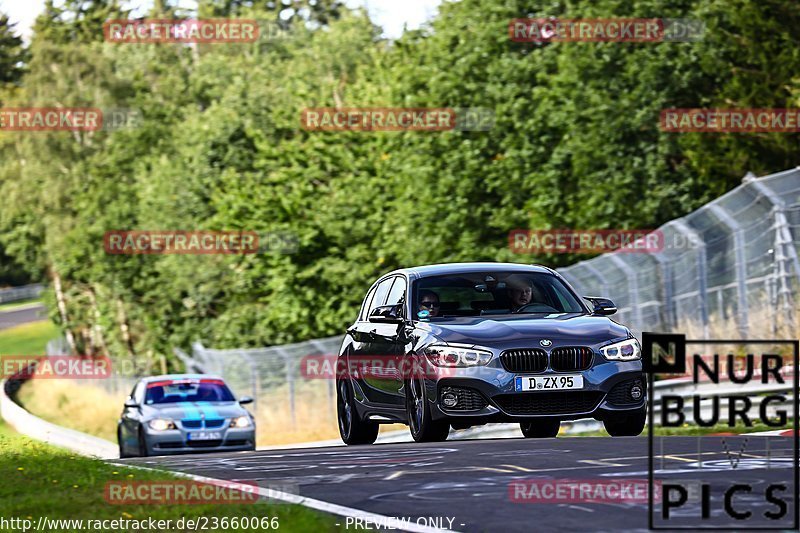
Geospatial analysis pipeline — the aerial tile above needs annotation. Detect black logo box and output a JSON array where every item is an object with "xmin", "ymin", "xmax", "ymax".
[{"xmin": 643, "ymin": 333, "xmax": 799, "ymax": 530}]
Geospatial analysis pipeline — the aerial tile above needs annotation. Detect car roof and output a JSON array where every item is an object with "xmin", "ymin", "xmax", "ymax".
[
  {"xmin": 385, "ymin": 262, "xmax": 555, "ymax": 281},
  {"xmin": 138, "ymin": 374, "xmax": 225, "ymax": 384}
]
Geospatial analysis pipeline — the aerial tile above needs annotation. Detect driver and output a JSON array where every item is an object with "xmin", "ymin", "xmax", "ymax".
[
  {"xmin": 506, "ymin": 276, "xmax": 533, "ymax": 312},
  {"xmin": 418, "ymin": 289, "xmax": 441, "ymax": 317}
]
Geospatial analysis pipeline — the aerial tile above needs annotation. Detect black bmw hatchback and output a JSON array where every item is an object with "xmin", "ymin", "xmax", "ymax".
[{"xmin": 336, "ymin": 262, "xmax": 646, "ymax": 444}]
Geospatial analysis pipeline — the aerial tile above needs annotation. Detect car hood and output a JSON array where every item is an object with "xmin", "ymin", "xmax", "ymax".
[
  {"xmin": 141, "ymin": 402, "xmax": 247, "ymax": 420},
  {"xmin": 417, "ymin": 313, "xmax": 630, "ymax": 349}
]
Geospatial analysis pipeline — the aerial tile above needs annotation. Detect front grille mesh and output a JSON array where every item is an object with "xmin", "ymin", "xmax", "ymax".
[
  {"xmin": 494, "ymin": 391, "xmax": 604, "ymax": 415},
  {"xmin": 500, "ymin": 349, "xmax": 547, "ymax": 372},
  {"xmin": 440, "ymin": 386, "xmax": 488, "ymax": 411},
  {"xmin": 550, "ymin": 347, "xmax": 594, "ymax": 371},
  {"xmin": 607, "ymin": 379, "xmax": 644, "ymax": 405}
]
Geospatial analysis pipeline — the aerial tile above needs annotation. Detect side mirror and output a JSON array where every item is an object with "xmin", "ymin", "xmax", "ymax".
[
  {"xmin": 124, "ymin": 397, "xmax": 138, "ymax": 408},
  {"xmin": 368, "ymin": 304, "xmax": 404, "ymax": 324},
  {"xmin": 239, "ymin": 396, "xmax": 254, "ymax": 405},
  {"xmin": 585, "ymin": 296, "xmax": 617, "ymax": 316}
]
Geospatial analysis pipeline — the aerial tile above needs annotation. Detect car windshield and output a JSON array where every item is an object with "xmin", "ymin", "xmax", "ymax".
[
  {"xmin": 414, "ymin": 271, "xmax": 586, "ymax": 318},
  {"xmin": 144, "ymin": 379, "xmax": 235, "ymax": 405}
]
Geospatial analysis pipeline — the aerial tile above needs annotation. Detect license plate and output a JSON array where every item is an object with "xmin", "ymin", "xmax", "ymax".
[
  {"xmin": 515, "ymin": 374, "xmax": 584, "ymax": 391},
  {"xmin": 187, "ymin": 431, "xmax": 221, "ymax": 441}
]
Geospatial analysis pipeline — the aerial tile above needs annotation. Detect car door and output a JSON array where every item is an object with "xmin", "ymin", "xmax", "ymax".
[{"xmin": 349, "ymin": 276, "xmax": 403, "ymax": 406}]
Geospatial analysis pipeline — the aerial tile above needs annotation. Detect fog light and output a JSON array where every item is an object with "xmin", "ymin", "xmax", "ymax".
[
  {"xmin": 630, "ymin": 384, "xmax": 643, "ymax": 400},
  {"xmin": 442, "ymin": 392, "xmax": 458, "ymax": 408}
]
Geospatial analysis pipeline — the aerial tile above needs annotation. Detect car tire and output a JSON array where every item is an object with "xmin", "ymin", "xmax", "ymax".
[
  {"xmin": 337, "ymin": 378, "xmax": 379, "ymax": 445},
  {"xmin": 117, "ymin": 427, "xmax": 130, "ymax": 459},
  {"xmin": 604, "ymin": 411, "xmax": 646, "ymax": 437},
  {"xmin": 137, "ymin": 426, "xmax": 150, "ymax": 457},
  {"xmin": 520, "ymin": 419, "xmax": 560, "ymax": 438},
  {"xmin": 405, "ymin": 375, "xmax": 450, "ymax": 442}
]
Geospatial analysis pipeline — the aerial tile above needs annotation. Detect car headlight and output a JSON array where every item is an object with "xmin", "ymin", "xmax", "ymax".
[
  {"xmin": 230, "ymin": 416, "xmax": 251, "ymax": 428},
  {"xmin": 148, "ymin": 418, "xmax": 175, "ymax": 431},
  {"xmin": 425, "ymin": 344, "xmax": 493, "ymax": 367},
  {"xmin": 600, "ymin": 338, "xmax": 641, "ymax": 361}
]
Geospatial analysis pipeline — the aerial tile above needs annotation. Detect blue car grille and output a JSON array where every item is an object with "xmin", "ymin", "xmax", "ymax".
[
  {"xmin": 500, "ymin": 349, "xmax": 547, "ymax": 372},
  {"xmin": 549, "ymin": 347, "xmax": 594, "ymax": 371},
  {"xmin": 181, "ymin": 419, "xmax": 226, "ymax": 429}
]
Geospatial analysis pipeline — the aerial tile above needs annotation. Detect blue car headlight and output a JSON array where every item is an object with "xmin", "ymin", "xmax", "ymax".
[
  {"xmin": 600, "ymin": 338, "xmax": 641, "ymax": 361},
  {"xmin": 425, "ymin": 344, "xmax": 493, "ymax": 367}
]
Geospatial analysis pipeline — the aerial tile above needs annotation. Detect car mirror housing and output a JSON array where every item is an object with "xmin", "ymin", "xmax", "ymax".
[
  {"xmin": 239, "ymin": 396, "xmax": 254, "ymax": 405},
  {"xmin": 368, "ymin": 304, "xmax": 404, "ymax": 323},
  {"xmin": 124, "ymin": 397, "xmax": 138, "ymax": 408},
  {"xmin": 584, "ymin": 296, "xmax": 617, "ymax": 316}
]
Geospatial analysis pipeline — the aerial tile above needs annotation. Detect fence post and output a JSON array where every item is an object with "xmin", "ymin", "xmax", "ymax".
[
  {"xmin": 708, "ymin": 204, "xmax": 748, "ymax": 337},
  {"xmin": 671, "ymin": 219, "xmax": 709, "ymax": 338}
]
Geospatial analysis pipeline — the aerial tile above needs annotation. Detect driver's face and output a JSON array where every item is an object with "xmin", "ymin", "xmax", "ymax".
[
  {"xmin": 509, "ymin": 286, "xmax": 532, "ymax": 307},
  {"xmin": 419, "ymin": 298, "xmax": 440, "ymax": 317}
]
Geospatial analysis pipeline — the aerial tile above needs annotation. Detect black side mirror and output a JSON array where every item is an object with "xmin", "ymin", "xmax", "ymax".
[
  {"xmin": 239, "ymin": 396, "xmax": 254, "ymax": 405},
  {"xmin": 124, "ymin": 397, "xmax": 138, "ymax": 408},
  {"xmin": 585, "ymin": 296, "xmax": 617, "ymax": 316},
  {"xmin": 368, "ymin": 304, "xmax": 404, "ymax": 324}
]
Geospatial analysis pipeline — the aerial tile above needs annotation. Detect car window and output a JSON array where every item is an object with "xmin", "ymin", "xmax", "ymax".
[
  {"xmin": 144, "ymin": 379, "xmax": 235, "ymax": 405},
  {"xmin": 359, "ymin": 285, "xmax": 378, "ymax": 321},
  {"xmin": 366, "ymin": 277, "xmax": 395, "ymax": 318},
  {"xmin": 414, "ymin": 271, "xmax": 585, "ymax": 317},
  {"xmin": 133, "ymin": 383, "xmax": 145, "ymax": 404},
  {"xmin": 385, "ymin": 277, "xmax": 406, "ymax": 310}
]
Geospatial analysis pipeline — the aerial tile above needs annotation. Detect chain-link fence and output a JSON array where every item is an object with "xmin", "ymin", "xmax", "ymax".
[
  {"xmin": 560, "ymin": 168, "xmax": 800, "ymax": 338},
  {"xmin": 168, "ymin": 169, "xmax": 800, "ymax": 441}
]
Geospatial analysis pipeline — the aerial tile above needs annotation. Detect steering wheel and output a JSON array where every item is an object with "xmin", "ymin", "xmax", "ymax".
[{"xmin": 513, "ymin": 303, "xmax": 559, "ymax": 314}]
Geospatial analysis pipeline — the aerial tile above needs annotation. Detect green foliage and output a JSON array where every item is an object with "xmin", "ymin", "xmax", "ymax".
[{"xmin": 0, "ymin": 0, "xmax": 798, "ymax": 366}]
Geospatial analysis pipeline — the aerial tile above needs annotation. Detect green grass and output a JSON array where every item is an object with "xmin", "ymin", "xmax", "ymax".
[
  {"xmin": 0, "ymin": 298, "xmax": 41, "ymax": 312},
  {"xmin": 0, "ymin": 420, "xmax": 341, "ymax": 532},
  {"xmin": 0, "ymin": 320, "xmax": 59, "ymax": 355}
]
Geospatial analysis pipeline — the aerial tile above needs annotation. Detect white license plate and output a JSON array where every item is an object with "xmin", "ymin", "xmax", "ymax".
[
  {"xmin": 515, "ymin": 374, "xmax": 584, "ymax": 391},
  {"xmin": 187, "ymin": 431, "xmax": 221, "ymax": 441}
]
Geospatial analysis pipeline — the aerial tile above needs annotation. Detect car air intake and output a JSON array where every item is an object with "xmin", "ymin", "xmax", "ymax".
[
  {"xmin": 493, "ymin": 391, "xmax": 604, "ymax": 416},
  {"xmin": 606, "ymin": 379, "xmax": 645, "ymax": 405},
  {"xmin": 500, "ymin": 349, "xmax": 547, "ymax": 372},
  {"xmin": 549, "ymin": 347, "xmax": 594, "ymax": 371},
  {"xmin": 439, "ymin": 386, "xmax": 488, "ymax": 411}
]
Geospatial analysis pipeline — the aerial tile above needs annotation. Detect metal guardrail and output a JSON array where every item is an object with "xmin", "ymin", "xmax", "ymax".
[
  {"xmin": 0, "ymin": 283, "xmax": 44, "ymax": 304},
  {"xmin": 0, "ymin": 376, "xmax": 117, "ymax": 459}
]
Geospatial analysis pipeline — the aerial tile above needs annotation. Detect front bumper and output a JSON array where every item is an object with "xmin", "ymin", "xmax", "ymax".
[
  {"xmin": 142, "ymin": 425, "xmax": 256, "ymax": 455},
  {"xmin": 425, "ymin": 359, "xmax": 645, "ymax": 423}
]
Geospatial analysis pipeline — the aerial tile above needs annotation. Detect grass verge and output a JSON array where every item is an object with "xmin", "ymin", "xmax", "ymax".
[
  {"xmin": 0, "ymin": 298, "xmax": 42, "ymax": 312},
  {"xmin": 0, "ymin": 320, "xmax": 59, "ymax": 355},
  {"xmin": 0, "ymin": 420, "xmax": 341, "ymax": 532}
]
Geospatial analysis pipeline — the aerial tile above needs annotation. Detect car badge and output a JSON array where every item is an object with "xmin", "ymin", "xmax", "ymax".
[{"xmin": 540, "ymin": 339, "xmax": 552, "ymax": 347}]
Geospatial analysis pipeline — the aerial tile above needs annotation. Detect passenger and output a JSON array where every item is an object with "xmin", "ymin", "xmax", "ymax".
[{"xmin": 418, "ymin": 289, "xmax": 441, "ymax": 317}]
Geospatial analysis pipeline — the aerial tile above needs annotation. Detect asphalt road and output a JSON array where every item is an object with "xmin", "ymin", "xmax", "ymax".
[
  {"xmin": 119, "ymin": 434, "xmax": 797, "ymax": 532},
  {"xmin": 0, "ymin": 304, "xmax": 46, "ymax": 331}
]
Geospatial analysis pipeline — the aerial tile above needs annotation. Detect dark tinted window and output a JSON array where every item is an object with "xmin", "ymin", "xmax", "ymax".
[{"xmin": 414, "ymin": 271, "xmax": 585, "ymax": 318}]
